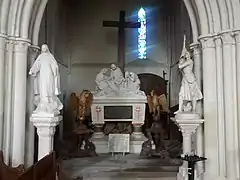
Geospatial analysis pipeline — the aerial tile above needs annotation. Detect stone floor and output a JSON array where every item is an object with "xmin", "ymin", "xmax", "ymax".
[{"xmin": 62, "ymin": 153, "xmax": 181, "ymax": 180}]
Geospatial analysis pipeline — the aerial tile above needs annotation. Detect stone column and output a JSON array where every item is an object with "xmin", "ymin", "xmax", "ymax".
[
  {"xmin": 173, "ymin": 113, "xmax": 204, "ymax": 180},
  {"xmin": 91, "ymin": 104, "xmax": 106, "ymax": 153},
  {"xmin": 91, "ymin": 123, "xmax": 106, "ymax": 153},
  {"xmin": 25, "ymin": 45, "xmax": 40, "ymax": 167},
  {"xmin": 131, "ymin": 122, "xmax": 146, "ymax": 154},
  {"xmin": 213, "ymin": 36, "xmax": 227, "ymax": 178},
  {"xmin": 92, "ymin": 124, "xmax": 105, "ymax": 139},
  {"xmin": 3, "ymin": 39, "xmax": 15, "ymax": 165},
  {"xmin": 0, "ymin": 33, "xmax": 6, "ymax": 149},
  {"xmin": 31, "ymin": 115, "xmax": 62, "ymax": 160},
  {"xmin": 11, "ymin": 38, "xmax": 30, "ymax": 166},
  {"xmin": 234, "ymin": 31, "xmax": 240, "ymax": 179},
  {"xmin": 131, "ymin": 104, "xmax": 146, "ymax": 154},
  {"xmin": 199, "ymin": 36, "xmax": 219, "ymax": 179},
  {"xmin": 220, "ymin": 31, "xmax": 239, "ymax": 179}
]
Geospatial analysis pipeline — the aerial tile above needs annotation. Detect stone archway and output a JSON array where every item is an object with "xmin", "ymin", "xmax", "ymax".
[{"xmin": 0, "ymin": 0, "xmax": 240, "ymax": 179}]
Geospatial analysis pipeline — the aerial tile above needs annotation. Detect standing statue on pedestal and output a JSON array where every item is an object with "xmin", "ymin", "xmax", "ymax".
[
  {"xmin": 29, "ymin": 44, "xmax": 63, "ymax": 115},
  {"xmin": 175, "ymin": 35, "xmax": 203, "ymax": 114}
]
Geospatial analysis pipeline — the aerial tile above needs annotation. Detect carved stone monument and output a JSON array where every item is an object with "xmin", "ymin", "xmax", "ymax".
[
  {"xmin": 29, "ymin": 44, "xmax": 63, "ymax": 160},
  {"xmin": 91, "ymin": 64, "xmax": 147, "ymax": 153}
]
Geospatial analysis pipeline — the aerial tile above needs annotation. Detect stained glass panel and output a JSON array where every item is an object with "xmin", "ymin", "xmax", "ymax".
[{"xmin": 138, "ymin": 8, "xmax": 146, "ymax": 59}]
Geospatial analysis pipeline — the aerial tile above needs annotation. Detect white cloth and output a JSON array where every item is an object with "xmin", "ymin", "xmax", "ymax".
[{"xmin": 29, "ymin": 50, "xmax": 63, "ymax": 115}]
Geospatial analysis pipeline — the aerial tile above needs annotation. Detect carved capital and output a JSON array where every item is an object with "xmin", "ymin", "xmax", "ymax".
[
  {"xmin": 213, "ymin": 36, "xmax": 222, "ymax": 47},
  {"xmin": 0, "ymin": 36, "xmax": 6, "ymax": 51},
  {"xmin": 179, "ymin": 125, "xmax": 198, "ymax": 136},
  {"xmin": 28, "ymin": 45, "xmax": 40, "ymax": 62},
  {"xmin": 37, "ymin": 126, "xmax": 56, "ymax": 137},
  {"xmin": 0, "ymin": 33, "xmax": 7, "ymax": 39},
  {"xmin": 31, "ymin": 115, "xmax": 62, "ymax": 137},
  {"xmin": 199, "ymin": 36, "xmax": 215, "ymax": 49},
  {"xmin": 6, "ymin": 39, "xmax": 15, "ymax": 45},
  {"xmin": 232, "ymin": 30, "xmax": 240, "ymax": 44},
  {"xmin": 14, "ymin": 40, "xmax": 30, "ymax": 53},
  {"xmin": 190, "ymin": 42, "xmax": 201, "ymax": 55},
  {"xmin": 219, "ymin": 32, "xmax": 235, "ymax": 45},
  {"xmin": 29, "ymin": 45, "xmax": 40, "ymax": 54}
]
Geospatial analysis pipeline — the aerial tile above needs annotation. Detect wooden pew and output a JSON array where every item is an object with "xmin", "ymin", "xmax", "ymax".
[
  {"xmin": 15, "ymin": 151, "xmax": 80, "ymax": 180},
  {"xmin": 0, "ymin": 151, "xmax": 24, "ymax": 180},
  {"xmin": 34, "ymin": 151, "xmax": 56, "ymax": 180},
  {"xmin": 16, "ymin": 167, "xmax": 34, "ymax": 180}
]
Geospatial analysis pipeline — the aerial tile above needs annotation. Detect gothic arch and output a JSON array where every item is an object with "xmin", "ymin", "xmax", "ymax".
[
  {"xmin": 0, "ymin": 0, "xmax": 239, "ymax": 179},
  {"xmin": 0, "ymin": 1, "xmax": 239, "ymax": 41}
]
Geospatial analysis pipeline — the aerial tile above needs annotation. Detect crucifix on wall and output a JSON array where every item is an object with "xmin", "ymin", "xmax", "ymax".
[{"xmin": 103, "ymin": 11, "xmax": 140, "ymax": 72}]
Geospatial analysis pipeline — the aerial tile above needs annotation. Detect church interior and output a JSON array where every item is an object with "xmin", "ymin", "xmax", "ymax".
[
  {"xmin": 1, "ymin": 0, "xmax": 240, "ymax": 179},
  {"xmin": 36, "ymin": 0, "xmax": 192, "ymax": 179}
]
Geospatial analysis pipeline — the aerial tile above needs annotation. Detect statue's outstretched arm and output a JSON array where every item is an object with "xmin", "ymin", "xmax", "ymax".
[{"xmin": 179, "ymin": 59, "xmax": 192, "ymax": 69}]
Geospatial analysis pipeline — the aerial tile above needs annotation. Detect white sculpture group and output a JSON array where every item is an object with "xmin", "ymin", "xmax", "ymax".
[
  {"xmin": 175, "ymin": 35, "xmax": 203, "ymax": 114},
  {"xmin": 29, "ymin": 44, "xmax": 63, "ymax": 116},
  {"xmin": 94, "ymin": 64, "xmax": 145, "ymax": 97}
]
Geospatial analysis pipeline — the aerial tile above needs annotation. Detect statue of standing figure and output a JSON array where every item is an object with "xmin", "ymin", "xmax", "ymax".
[
  {"xmin": 29, "ymin": 44, "xmax": 63, "ymax": 115},
  {"xmin": 175, "ymin": 35, "xmax": 203, "ymax": 114}
]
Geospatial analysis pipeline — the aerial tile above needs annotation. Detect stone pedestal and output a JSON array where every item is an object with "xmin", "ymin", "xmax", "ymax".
[
  {"xmin": 91, "ymin": 123, "xmax": 107, "ymax": 153},
  {"xmin": 30, "ymin": 114, "xmax": 62, "ymax": 160},
  {"xmin": 172, "ymin": 112, "xmax": 204, "ymax": 180},
  {"xmin": 131, "ymin": 123, "xmax": 147, "ymax": 153}
]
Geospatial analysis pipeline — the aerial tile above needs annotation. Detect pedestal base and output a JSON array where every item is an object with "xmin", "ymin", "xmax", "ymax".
[
  {"xmin": 172, "ymin": 112, "xmax": 204, "ymax": 180},
  {"xmin": 92, "ymin": 135, "xmax": 146, "ymax": 154},
  {"xmin": 177, "ymin": 166, "xmax": 201, "ymax": 180},
  {"xmin": 30, "ymin": 114, "xmax": 62, "ymax": 160}
]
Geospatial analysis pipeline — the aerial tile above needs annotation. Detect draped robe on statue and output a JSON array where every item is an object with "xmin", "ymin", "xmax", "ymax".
[
  {"xmin": 29, "ymin": 47, "xmax": 63, "ymax": 115},
  {"xmin": 179, "ymin": 58, "xmax": 203, "ymax": 101},
  {"xmin": 110, "ymin": 66, "xmax": 125, "ymax": 87}
]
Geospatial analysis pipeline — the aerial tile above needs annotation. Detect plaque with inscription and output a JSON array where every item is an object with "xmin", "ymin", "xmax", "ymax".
[
  {"xmin": 104, "ymin": 106, "xmax": 132, "ymax": 119},
  {"xmin": 108, "ymin": 134, "xmax": 130, "ymax": 153}
]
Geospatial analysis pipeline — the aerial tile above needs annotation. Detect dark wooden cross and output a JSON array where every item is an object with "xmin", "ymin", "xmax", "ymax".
[{"xmin": 103, "ymin": 11, "xmax": 141, "ymax": 72}]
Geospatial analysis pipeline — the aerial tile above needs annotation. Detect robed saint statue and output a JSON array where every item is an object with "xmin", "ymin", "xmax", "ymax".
[{"xmin": 29, "ymin": 44, "xmax": 63, "ymax": 115}]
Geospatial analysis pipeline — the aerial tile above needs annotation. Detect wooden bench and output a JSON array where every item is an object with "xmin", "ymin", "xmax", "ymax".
[
  {"xmin": 0, "ymin": 151, "xmax": 24, "ymax": 180},
  {"xmin": 15, "ymin": 151, "xmax": 81, "ymax": 180}
]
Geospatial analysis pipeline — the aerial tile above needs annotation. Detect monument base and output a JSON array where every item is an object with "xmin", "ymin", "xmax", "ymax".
[{"xmin": 92, "ymin": 135, "xmax": 146, "ymax": 154}]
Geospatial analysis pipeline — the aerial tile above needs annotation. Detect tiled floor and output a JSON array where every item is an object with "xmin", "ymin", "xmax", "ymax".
[{"xmin": 62, "ymin": 154, "xmax": 180, "ymax": 180}]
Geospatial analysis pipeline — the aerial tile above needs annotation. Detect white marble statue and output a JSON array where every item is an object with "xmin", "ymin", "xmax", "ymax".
[
  {"xmin": 125, "ymin": 71, "xmax": 142, "ymax": 94},
  {"xmin": 95, "ymin": 68, "xmax": 118, "ymax": 96},
  {"xmin": 93, "ymin": 64, "xmax": 145, "ymax": 97},
  {"xmin": 29, "ymin": 44, "xmax": 63, "ymax": 115},
  {"xmin": 110, "ymin": 64, "xmax": 125, "ymax": 88},
  {"xmin": 175, "ymin": 35, "xmax": 203, "ymax": 114}
]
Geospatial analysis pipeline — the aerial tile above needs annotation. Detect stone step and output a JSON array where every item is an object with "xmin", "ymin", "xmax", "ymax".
[
  {"xmin": 82, "ymin": 171, "xmax": 177, "ymax": 180},
  {"xmin": 63, "ymin": 154, "xmax": 180, "ymax": 180}
]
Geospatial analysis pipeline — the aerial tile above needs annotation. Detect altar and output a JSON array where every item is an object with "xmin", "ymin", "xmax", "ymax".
[{"xmin": 91, "ymin": 64, "xmax": 147, "ymax": 153}]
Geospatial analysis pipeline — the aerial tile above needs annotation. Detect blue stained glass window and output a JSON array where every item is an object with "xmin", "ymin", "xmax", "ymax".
[{"xmin": 138, "ymin": 8, "xmax": 146, "ymax": 59}]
